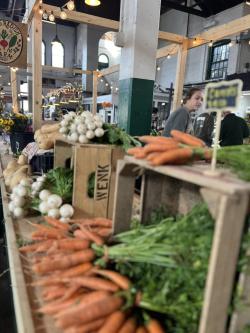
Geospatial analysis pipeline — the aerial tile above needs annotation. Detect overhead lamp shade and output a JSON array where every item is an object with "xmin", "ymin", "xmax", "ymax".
[
  {"xmin": 85, "ymin": 0, "xmax": 101, "ymax": 6},
  {"xmin": 51, "ymin": 34, "xmax": 62, "ymax": 45}
]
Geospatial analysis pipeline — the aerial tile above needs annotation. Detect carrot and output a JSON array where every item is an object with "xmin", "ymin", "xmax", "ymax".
[
  {"xmin": 92, "ymin": 269, "xmax": 131, "ymax": 290},
  {"xmin": 98, "ymin": 310, "xmax": 127, "ymax": 333},
  {"xmin": 38, "ymin": 294, "xmax": 83, "ymax": 315},
  {"xmin": 127, "ymin": 147, "xmax": 145, "ymax": 155},
  {"xmin": 136, "ymin": 326, "xmax": 148, "ymax": 333},
  {"xmin": 32, "ymin": 249, "xmax": 95, "ymax": 274},
  {"xmin": 55, "ymin": 290, "xmax": 110, "ymax": 320},
  {"xmin": 92, "ymin": 227, "xmax": 112, "ymax": 238},
  {"xmin": 65, "ymin": 276, "xmax": 120, "ymax": 292},
  {"xmin": 144, "ymin": 142, "xmax": 179, "ymax": 154},
  {"xmin": 74, "ymin": 229, "xmax": 87, "ymax": 239},
  {"xmin": 77, "ymin": 224, "xmax": 104, "ymax": 245},
  {"xmin": 43, "ymin": 285, "xmax": 68, "ymax": 301},
  {"xmin": 19, "ymin": 239, "xmax": 54, "ymax": 253},
  {"xmin": 170, "ymin": 130, "xmax": 206, "ymax": 147},
  {"xmin": 44, "ymin": 216, "xmax": 70, "ymax": 231},
  {"xmin": 56, "ymin": 295, "xmax": 123, "ymax": 329},
  {"xmin": 139, "ymin": 136, "xmax": 177, "ymax": 144},
  {"xmin": 48, "ymin": 238, "xmax": 90, "ymax": 252},
  {"xmin": 71, "ymin": 218, "xmax": 112, "ymax": 228},
  {"xmin": 31, "ymin": 230, "xmax": 66, "ymax": 240},
  {"xmin": 64, "ymin": 317, "xmax": 107, "ymax": 333},
  {"xmin": 150, "ymin": 147, "xmax": 193, "ymax": 166},
  {"xmin": 118, "ymin": 317, "xmax": 137, "ymax": 333},
  {"xmin": 146, "ymin": 319, "xmax": 165, "ymax": 333},
  {"xmin": 60, "ymin": 262, "xmax": 93, "ymax": 278}
]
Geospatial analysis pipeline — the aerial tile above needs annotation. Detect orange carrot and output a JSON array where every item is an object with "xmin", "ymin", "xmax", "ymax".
[
  {"xmin": 170, "ymin": 130, "xmax": 206, "ymax": 147},
  {"xmin": 146, "ymin": 319, "xmax": 165, "ymax": 333},
  {"xmin": 38, "ymin": 294, "xmax": 83, "ymax": 315},
  {"xmin": 98, "ymin": 310, "xmax": 127, "ymax": 333},
  {"xmin": 64, "ymin": 317, "xmax": 107, "ymax": 333},
  {"xmin": 44, "ymin": 216, "xmax": 70, "ymax": 231},
  {"xmin": 32, "ymin": 249, "xmax": 95, "ymax": 274},
  {"xmin": 31, "ymin": 230, "xmax": 66, "ymax": 240},
  {"xmin": 56, "ymin": 295, "xmax": 123, "ymax": 329},
  {"xmin": 139, "ymin": 136, "xmax": 177, "ymax": 144},
  {"xmin": 74, "ymin": 229, "xmax": 88, "ymax": 239},
  {"xmin": 47, "ymin": 238, "xmax": 90, "ymax": 252},
  {"xmin": 19, "ymin": 239, "xmax": 54, "ymax": 253},
  {"xmin": 92, "ymin": 269, "xmax": 131, "ymax": 290},
  {"xmin": 77, "ymin": 224, "xmax": 104, "ymax": 245},
  {"xmin": 65, "ymin": 276, "xmax": 119, "ymax": 292},
  {"xmin": 71, "ymin": 218, "xmax": 112, "ymax": 228},
  {"xmin": 60, "ymin": 262, "xmax": 93, "ymax": 278},
  {"xmin": 92, "ymin": 227, "xmax": 112, "ymax": 238},
  {"xmin": 118, "ymin": 317, "xmax": 137, "ymax": 333},
  {"xmin": 150, "ymin": 147, "xmax": 193, "ymax": 166},
  {"xmin": 144, "ymin": 142, "xmax": 179, "ymax": 154},
  {"xmin": 55, "ymin": 291, "xmax": 110, "ymax": 320},
  {"xmin": 43, "ymin": 285, "xmax": 68, "ymax": 301}
]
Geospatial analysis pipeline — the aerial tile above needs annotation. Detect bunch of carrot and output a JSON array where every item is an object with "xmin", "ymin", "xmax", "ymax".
[
  {"xmin": 19, "ymin": 216, "xmax": 165, "ymax": 333},
  {"xmin": 127, "ymin": 130, "xmax": 211, "ymax": 166}
]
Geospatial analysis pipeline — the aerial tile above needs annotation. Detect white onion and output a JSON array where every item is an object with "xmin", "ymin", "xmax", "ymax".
[
  {"xmin": 39, "ymin": 189, "xmax": 51, "ymax": 201},
  {"xmin": 79, "ymin": 135, "xmax": 89, "ymax": 144},
  {"xmin": 10, "ymin": 192, "xmax": 17, "ymax": 201},
  {"xmin": 13, "ymin": 207, "xmax": 24, "ymax": 218},
  {"xmin": 87, "ymin": 122, "xmax": 96, "ymax": 131},
  {"xmin": 86, "ymin": 130, "xmax": 95, "ymax": 139},
  {"xmin": 13, "ymin": 196, "xmax": 26, "ymax": 207},
  {"xmin": 60, "ymin": 217, "xmax": 70, "ymax": 223},
  {"xmin": 59, "ymin": 127, "xmax": 67, "ymax": 134},
  {"xmin": 60, "ymin": 119, "xmax": 68, "ymax": 127},
  {"xmin": 95, "ymin": 121, "xmax": 103, "ymax": 128},
  {"xmin": 39, "ymin": 201, "xmax": 50, "ymax": 214},
  {"xmin": 48, "ymin": 208, "xmax": 60, "ymax": 219},
  {"xmin": 20, "ymin": 178, "xmax": 32, "ymax": 187},
  {"xmin": 47, "ymin": 194, "xmax": 63, "ymax": 209},
  {"xmin": 70, "ymin": 123, "xmax": 77, "ymax": 132},
  {"xmin": 77, "ymin": 124, "xmax": 87, "ymax": 134},
  {"xmin": 37, "ymin": 175, "xmax": 46, "ymax": 183},
  {"xmin": 95, "ymin": 128, "xmax": 104, "ymax": 138},
  {"xmin": 59, "ymin": 204, "xmax": 74, "ymax": 218},
  {"xmin": 8, "ymin": 201, "xmax": 15, "ymax": 212},
  {"xmin": 16, "ymin": 185, "xmax": 28, "ymax": 197},
  {"xmin": 70, "ymin": 133, "xmax": 79, "ymax": 142}
]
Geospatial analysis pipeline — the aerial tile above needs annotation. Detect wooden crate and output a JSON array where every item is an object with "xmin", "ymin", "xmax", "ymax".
[
  {"xmin": 112, "ymin": 156, "xmax": 250, "ymax": 333},
  {"xmin": 54, "ymin": 139, "xmax": 124, "ymax": 218}
]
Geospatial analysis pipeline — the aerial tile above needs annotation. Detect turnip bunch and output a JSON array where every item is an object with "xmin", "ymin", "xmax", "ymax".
[
  {"xmin": 37, "ymin": 189, "xmax": 74, "ymax": 223},
  {"xmin": 59, "ymin": 111, "xmax": 105, "ymax": 144},
  {"xmin": 8, "ymin": 178, "xmax": 33, "ymax": 218}
]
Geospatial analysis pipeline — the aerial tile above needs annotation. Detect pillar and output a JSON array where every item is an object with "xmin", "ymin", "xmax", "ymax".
[{"xmin": 118, "ymin": 0, "xmax": 161, "ymax": 135}]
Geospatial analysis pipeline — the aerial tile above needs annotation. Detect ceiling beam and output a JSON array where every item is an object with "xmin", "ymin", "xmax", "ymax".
[
  {"xmin": 42, "ymin": 4, "xmax": 185, "ymax": 44},
  {"xmin": 157, "ymin": 14, "xmax": 250, "ymax": 59},
  {"xmin": 161, "ymin": 0, "xmax": 207, "ymax": 17}
]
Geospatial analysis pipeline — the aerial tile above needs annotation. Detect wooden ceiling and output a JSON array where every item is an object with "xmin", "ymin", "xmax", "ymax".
[{"xmin": 0, "ymin": 0, "xmax": 247, "ymax": 22}]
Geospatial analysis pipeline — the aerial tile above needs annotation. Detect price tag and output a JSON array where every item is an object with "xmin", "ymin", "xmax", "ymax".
[{"xmin": 204, "ymin": 79, "xmax": 243, "ymax": 174}]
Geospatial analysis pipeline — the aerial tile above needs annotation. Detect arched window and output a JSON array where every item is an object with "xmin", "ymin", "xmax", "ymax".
[
  {"xmin": 98, "ymin": 53, "xmax": 109, "ymax": 70},
  {"xmin": 52, "ymin": 42, "xmax": 64, "ymax": 68},
  {"xmin": 42, "ymin": 41, "xmax": 45, "ymax": 65}
]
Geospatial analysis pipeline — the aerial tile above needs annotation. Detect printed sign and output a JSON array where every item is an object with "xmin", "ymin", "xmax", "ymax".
[
  {"xmin": 0, "ymin": 20, "xmax": 27, "ymax": 68},
  {"xmin": 204, "ymin": 79, "xmax": 243, "ymax": 112}
]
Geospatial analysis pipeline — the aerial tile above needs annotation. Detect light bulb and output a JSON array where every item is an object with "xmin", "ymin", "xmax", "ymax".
[
  {"xmin": 156, "ymin": 66, "xmax": 160, "ymax": 71},
  {"xmin": 193, "ymin": 38, "xmax": 198, "ymax": 45},
  {"xmin": 49, "ymin": 12, "xmax": 55, "ymax": 22},
  {"xmin": 105, "ymin": 83, "xmax": 109, "ymax": 87},
  {"xmin": 208, "ymin": 40, "xmax": 213, "ymax": 47},
  {"xmin": 85, "ymin": 0, "xmax": 101, "ymax": 6},
  {"xmin": 67, "ymin": 0, "xmax": 75, "ymax": 10},
  {"xmin": 42, "ymin": 11, "xmax": 48, "ymax": 20},
  {"xmin": 60, "ymin": 10, "xmax": 67, "ymax": 19},
  {"xmin": 167, "ymin": 54, "xmax": 171, "ymax": 59},
  {"xmin": 229, "ymin": 41, "xmax": 233, "ymax": 47},
  {"xmin": 27, "ymin": 34, "xmax": 30, "ymax": 42}
]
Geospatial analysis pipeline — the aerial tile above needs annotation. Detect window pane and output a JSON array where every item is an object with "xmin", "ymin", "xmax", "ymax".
[{"xmin": 52, "ymin": 43, "xmax": 64, "ymax": 68}]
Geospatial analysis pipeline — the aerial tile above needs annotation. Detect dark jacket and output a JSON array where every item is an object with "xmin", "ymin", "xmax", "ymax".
[
  {"xmin": 193, "ymin": 112, "xmax": 215, "ymax": 146},
  {"xmin": 162, "ymin": 107, "xmax": 190, "ymax": 137},
  {"xmin": 220, "ymin": 113, "xmax": 249, "ymax": 146}
]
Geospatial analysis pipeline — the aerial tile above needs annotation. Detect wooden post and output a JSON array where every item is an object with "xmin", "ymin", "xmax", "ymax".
[
  {"xmin": 172, "ymin": 39, "xmax": 188, "ymax": 111},
  {"xmin": 32, "ymin": 11, "xmax": 42, "ymax": 131},
  {"xmin": 92, "ymin": 71, "xmax": 98, "ymax": 115},
  {"xmin": 10, "ymin": 68, "xmax": 19, "ymax": 114}
]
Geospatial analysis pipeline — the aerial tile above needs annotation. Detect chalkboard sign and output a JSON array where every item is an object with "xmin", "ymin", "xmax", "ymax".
[
  {"xmin": 0, "ymin": 20, "xmax": 27, "ymax": 69},
  {"xmin": 204, "ymin": 79, "xmax": 243, "ymax": 112}
]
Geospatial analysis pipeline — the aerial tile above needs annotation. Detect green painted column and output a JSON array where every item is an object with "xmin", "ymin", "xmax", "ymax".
[{"xmin": 118, "ymin": 0, "xmax": 161, "ymax": 135}]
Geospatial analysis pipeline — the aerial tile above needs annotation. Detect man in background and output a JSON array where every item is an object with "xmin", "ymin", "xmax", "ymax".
[
  {"xmin": 193, "ymin": 112, "xmax": 216, "ymax": 146},
  {"xmin": 220, "ymin": 111, "xmax": 249, "ymax": 146}
]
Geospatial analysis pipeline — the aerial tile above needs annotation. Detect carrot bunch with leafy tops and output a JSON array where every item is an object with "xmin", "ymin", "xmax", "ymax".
[{"xmin": 127, "ymin": 130, "xmax": 211, "ymax": 166}]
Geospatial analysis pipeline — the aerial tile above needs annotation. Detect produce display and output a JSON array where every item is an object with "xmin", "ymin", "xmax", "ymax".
[
  {"xmin": 34, "ymin": 123, "xmax": 63, "ymax": 150},
  {"xmin": 128, "ymin": 130, "xmax": 250, "ymax": 181},
  {"xmin": 17, "ymin": 204, "xmax": 215, "ymax": 332},
  {"xmin": 59, "ymin": 110, "xmax": 140, "ymax": 149}
]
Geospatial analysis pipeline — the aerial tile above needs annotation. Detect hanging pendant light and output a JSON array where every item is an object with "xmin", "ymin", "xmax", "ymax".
[
  {"xmin": 51, "ymin": 25, "xmax": 62, "ymax": 45},
  {"xmin": 85, "ymin": 0, "xmax": 101, "ymax": 6}
]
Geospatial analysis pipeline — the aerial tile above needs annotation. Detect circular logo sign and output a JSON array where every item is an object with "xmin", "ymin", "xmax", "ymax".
[{"xmin": 0, "ymin": 20, "xmax": 23, "ymax": 64}]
